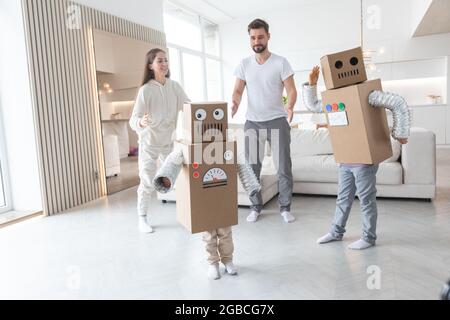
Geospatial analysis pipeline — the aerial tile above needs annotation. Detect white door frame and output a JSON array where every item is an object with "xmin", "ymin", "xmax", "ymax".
[{"xmin": 0, "ymin": 107, "xmax": 12, "ymax": 214}]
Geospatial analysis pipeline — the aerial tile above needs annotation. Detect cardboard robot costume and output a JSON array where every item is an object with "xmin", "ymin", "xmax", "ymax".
[
  {"xmin": 302, "ymin": 47, "xmax": 411, "ymax": 164},
  {"xmin": 152, "ymin": 102, "xmax": 261, "ymax": 234}
]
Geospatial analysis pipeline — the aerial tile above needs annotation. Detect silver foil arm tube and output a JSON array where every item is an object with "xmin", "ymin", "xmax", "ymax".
[
  {"xmin": 152, "ymin": 149, "xmax": 184, "ymax": 193},
  {"xmin": 368, "ymin": 90, "xmax": 411, "ymax": 139},
  {"xmin": 236, "ymin": 154, "xmax": 261, "ymax": 197},
  {"xmin": 302, "ymin": 82, "xmax": 323, "ymax": 113}
]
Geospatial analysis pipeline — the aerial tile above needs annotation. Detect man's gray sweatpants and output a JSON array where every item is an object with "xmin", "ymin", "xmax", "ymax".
[
  {"xmin": 331, "ymin": 164, "xmax": 379, "ymax": 244},
  {"xmin": 244, "ymin": 117, "xmax": 293, "ymax": 213}
]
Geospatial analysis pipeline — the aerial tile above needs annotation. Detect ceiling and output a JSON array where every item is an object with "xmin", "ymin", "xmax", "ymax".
[
  {"xmin": 167, "ymin": 0, "xmax": 327, "ymax": 23},
  {"xmin": 413, "ymin": 0, "xmax": 450, "ymax": 37},
  {"xmin": 168, "ymin": 0, "xmax": 450, "ymax": 37}
]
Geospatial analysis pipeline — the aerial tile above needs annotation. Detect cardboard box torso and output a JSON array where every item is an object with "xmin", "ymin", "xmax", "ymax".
[
  {"xmin": 174, "ymin": 140, "xmax": 238, "ymax": 234},
  {"xmin": 321, "ymin": 79, "xmax": 393, "ymax": 164}
]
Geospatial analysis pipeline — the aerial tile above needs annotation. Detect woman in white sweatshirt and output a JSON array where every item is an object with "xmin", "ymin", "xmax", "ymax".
[{"xmin": 129, "ymin": 48, "xmax": 189, "ymax": 233}]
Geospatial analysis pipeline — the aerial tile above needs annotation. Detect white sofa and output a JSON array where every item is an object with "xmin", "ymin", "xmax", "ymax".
[{"xmin": 158, "ymin": 126, "xmax": 436, "ymax": 205}]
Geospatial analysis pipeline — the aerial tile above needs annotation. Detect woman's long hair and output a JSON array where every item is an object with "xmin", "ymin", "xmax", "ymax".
[{"xmin": 141, "ymin": 48, "xmax": 171, "ymax": 86}]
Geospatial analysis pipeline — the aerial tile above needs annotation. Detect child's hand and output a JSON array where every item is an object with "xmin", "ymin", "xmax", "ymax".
[
  {"xmin": 139, "ymin": 113, "xmax": 150, "ymax": 128},
  {"xmin": 162, "ymin": 177, "xmax": 171, "ymax": 189},
  {"xmin": 309, "ymin": 66, "xmax": 320, "ymax": 86},
  {"xmin": 396, "ymin": 138, "xmax": 408, "ymax": 144}
]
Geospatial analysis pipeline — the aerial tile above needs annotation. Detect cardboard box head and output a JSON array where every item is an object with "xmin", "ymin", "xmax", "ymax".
[
  {"xmin": 320, "ymin": 47, "xmax": 367, "ymax": 90},
  {"xmin": 175, "ymin": 140, "xmax": 238, "ymax": 234},
  {"xmin": 321, "ymin": 79, "xmax": 393, "ymax": 164},
  {"xmin": 182, "ymin": 102, "xmax": 228, "ymax": 143}
]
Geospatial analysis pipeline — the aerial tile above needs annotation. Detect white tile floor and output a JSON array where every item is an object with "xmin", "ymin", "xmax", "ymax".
[{"xmin": 0, "ymin": 148, "xmax": 449, "ymax": 300}]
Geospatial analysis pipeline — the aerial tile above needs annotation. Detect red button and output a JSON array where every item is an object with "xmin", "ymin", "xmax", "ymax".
[
  {"xmin": 193, "ymin": 172, "xmax": 200, "ymax": 179},
  {"xmin": 332, "ymin": 103, "xmax": 339, "ymax": 111},
  {"xmin": 193, "ymin": 162, "xmax": 199, "ymax": 169}
]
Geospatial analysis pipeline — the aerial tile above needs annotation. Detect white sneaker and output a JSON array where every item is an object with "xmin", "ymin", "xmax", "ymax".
[
  {"xmin": 224, "ymin": 262, "xmax": 238, "ymax": 275},
  {"xmin": 208, "ymin": 264, "xmax": 221, "ymax": 280},
  {"xmin": 138, "ymin": 216, "xmax": 154, "ymax": 233},
  {"xmin": 246, "ymin": 210, "xmax": 261, "ymax": 223},
  {"xmin": 281, "ymin": 211, "xmax": 295, "ymax": 223}
]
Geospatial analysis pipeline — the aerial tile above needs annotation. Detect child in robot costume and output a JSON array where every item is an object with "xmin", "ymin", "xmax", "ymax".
[
  {"xmin": 302, "ymin": 48, "xmax": 411, "ymax": 250},
  {"xmin": 153, "ymin": 104, "xmax": 261, "ymax": 280}
]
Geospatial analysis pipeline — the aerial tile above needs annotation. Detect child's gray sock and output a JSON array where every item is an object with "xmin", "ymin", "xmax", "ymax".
[
  {"xmin": 348, "ymin": 239, "xmax": 374, "ymax": 250},
  {"xmin": 317, "ymin": 233, "xmax": 342, "ymax": 244}
]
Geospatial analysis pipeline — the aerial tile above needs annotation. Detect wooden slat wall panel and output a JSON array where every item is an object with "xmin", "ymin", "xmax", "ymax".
[{"xmin": 21, "ymin": 0, "xmax": 166, "ymax": 215}]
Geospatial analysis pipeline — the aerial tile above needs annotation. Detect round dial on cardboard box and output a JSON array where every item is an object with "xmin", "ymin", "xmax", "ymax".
[
  {"xmin": 224, "ymin": 150, "xmax": 234, "ymax": 161},
  {"xmin": 203, "ymin": 168, "xmax": 228, "ymax": 185}
]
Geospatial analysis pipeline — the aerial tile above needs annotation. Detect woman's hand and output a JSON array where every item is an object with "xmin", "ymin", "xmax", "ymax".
[
  {"xmin": 309, "ymin": 66, "xmax": 320, "ymax": 86},
  {"xmin": 139, "ymin": 113, "xmax": 150, "ymax": 128}
]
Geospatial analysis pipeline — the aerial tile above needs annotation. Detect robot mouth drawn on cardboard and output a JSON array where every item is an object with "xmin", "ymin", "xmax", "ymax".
[
  {"xmin": 201, "ymin": 125, "xmax": 224, "ymax": 142},
  {"xmin": 337, "ymin": 68, "xmax": 361, "ymax": 80}
]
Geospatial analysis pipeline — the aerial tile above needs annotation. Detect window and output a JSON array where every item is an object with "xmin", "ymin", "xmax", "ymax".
[
  {"xmin": 164, "ymin": 6, "xmax": 202, "ymax": 52},
  {"xmin": 182, "ymin": 53, "xmax": 205, "ymax": 101},
  {"xmin": 164, "ymin": 1, "xmax": 223, "ymax": 102},
  {"xmin": 205, "ymin": 58, "xmax": 222, "ymax": 101},
  {"xmin": 168, "ymin": 47, "xmax": 181, "ymax": 83},
  {"xmin": 202, "ymin": 20, "xmax": 220, "ymax": 57}
]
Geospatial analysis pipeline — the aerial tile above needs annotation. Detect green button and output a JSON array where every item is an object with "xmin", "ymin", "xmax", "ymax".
[{"xmin": 338, "ymin": 103, "xmax": 346, "ymax": 111}]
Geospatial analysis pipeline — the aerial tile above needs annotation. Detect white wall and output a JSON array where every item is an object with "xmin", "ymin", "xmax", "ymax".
[
  {"xmin": 72, "ymin": 0, "xmax": 164, "ymax": 31},
  {"xmin": 0, "ymin": 0, "xmax": 42, "ymax": 212},
  {"xmin": 220, "ymin": 0, "xmax": 450, "ymax": 124},
  {"xmin": 0, "ymin": 0, "xmax": 166, "ymax": 213}
]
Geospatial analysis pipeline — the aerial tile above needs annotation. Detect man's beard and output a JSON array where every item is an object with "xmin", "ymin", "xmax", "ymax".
[{"xmin": 252, "ymin": 44, "xmax": 266, "ymax": 53}]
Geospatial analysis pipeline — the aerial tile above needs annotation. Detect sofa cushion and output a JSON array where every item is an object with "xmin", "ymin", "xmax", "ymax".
[
  {"xmin": 377, "ymin": 162, "xmax": 403, "ymax": 185},
  {"xmin": 292, "ymin": 155, "xmax": 403, "ymax": 185},
  {"xmin": 383, "ymin": 138, "xmax": 401, "ymax": 163},
  {"xmin": 290, "ymin": 128, "xmax": 333, "ymax": 157},
  {"xmin": 292, "ymin": 155, "xmax": 339, "ymax": 183}
]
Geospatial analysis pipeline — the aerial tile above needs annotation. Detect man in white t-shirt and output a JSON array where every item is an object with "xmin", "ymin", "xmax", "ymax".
[{"xmin": 232, "ymin": 19, "xmax": 297, "ymax": 223}]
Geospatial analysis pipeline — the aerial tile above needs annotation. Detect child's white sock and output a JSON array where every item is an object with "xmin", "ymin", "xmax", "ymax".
[
  {"xmin": 138, "ymin": 216, "xmax": 154, "ymax": 233},
  {"xmin": 246, "ymin": 210, "xmax": 261, "ymax": 223},
  {"xmin": 348, "ymin": 239, "xmax": 374, "ymax": 250},
  {"xmin": 281, "ymin": 211, "xmax": 296, "ymax": 223},
  {"xmin": 317, "ymin": 233, "xmax": 342, "ymax": 244},
  {"xmin": 224, "ymin": 262, "xmax": 238, "ymax": 275},
  {"xmin": 208, "ymin": 264, "xmax": 220, "ymax": 280}
]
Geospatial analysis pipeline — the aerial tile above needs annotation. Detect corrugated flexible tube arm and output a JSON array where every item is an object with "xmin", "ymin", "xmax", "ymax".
[
  {"xmin": 368, "ymin": 90, "xmax": 411, "ymax": 139},
  {"xmin": 152, "ymin": 149, "xmax": 184, "ymax": 193},
  {"xmin": 302, "ymin": 82, "xmax": 323, "ymax": 113}
]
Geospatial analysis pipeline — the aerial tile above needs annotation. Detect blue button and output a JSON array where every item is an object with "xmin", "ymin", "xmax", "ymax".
[{"xmin": 326, "ymin": 104, "xmax": 332, "ymax": 112}]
